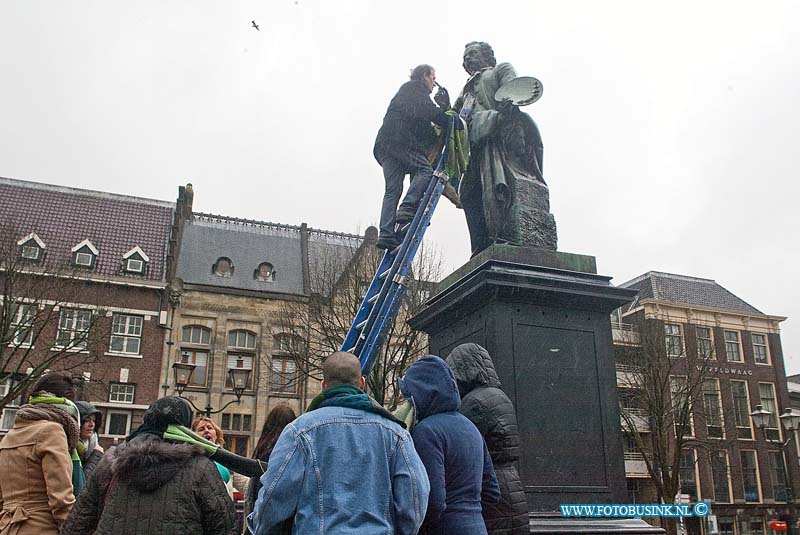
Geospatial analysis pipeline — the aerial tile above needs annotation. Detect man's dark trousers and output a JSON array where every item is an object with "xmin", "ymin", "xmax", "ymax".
[{"xmin": 377, "ymin": 147, "xmax": 434, "ymax": 242}]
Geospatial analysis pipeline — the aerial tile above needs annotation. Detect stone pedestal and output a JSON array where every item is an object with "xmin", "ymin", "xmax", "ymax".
[{"xmin": 409, "ymin": 245, "xmax": 662, "ymax": 534}]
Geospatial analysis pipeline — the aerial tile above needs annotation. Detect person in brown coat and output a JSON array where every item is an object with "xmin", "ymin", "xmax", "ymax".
[{"xmin": 0, "ymin": 373, "xmax": 79, "ymax": 535}]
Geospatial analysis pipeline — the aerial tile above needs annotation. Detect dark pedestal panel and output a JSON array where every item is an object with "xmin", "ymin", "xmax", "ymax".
[{"xmin": 410, "ymin": 245, "xmax": 662, "ymax": 533}]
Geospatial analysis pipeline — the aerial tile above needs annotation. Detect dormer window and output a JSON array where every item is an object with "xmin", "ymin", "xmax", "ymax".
[
  {"xmin": 71, "ymin": 239, "xmax": 98, "ymax": 269},
  {"xmin": 255, "ymin": 262, "xmax": 275, "ymax": 282},
  {"xmin": 17, "ymin": 233, "xmax": 46, "ymax": 262},
  {"xmin": 122, "ymin": 246, "xmax": 150, "ymax": 275},
  {"xmin": 213, "ymin": 257, "xmax": 234, "ymax": 277}
]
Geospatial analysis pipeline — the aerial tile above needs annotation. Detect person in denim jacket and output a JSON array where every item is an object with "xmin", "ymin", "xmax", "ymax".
[{"xmin": 247, "ymin": 352, "xmax": 430, "ymax": 535}]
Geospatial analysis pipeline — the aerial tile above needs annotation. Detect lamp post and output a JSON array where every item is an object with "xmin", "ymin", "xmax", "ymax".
[
  {"xmin": 172, "ymin": 358, "xmax": 252, "ymax": 417},
  {"xmin": 750, "ymin": 404, "xmax": 800, "ymax": 535}
]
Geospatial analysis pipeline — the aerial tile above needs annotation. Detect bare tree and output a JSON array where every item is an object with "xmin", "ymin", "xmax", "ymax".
[
  {"xmin": 273, "ymin": 234, "xmax": 443, "ymax": 409},
  {"xmin": 0, "ymin": 223, "xmax": 109, "ymax": 411},
  {"xmin": 616, "ymin": 315, "xmax": 732, "ymax": 533}
]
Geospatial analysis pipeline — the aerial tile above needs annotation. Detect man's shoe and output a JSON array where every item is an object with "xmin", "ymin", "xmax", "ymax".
[
  {"xmin": 395, "ymin": 208, "xmax": 415, "ymax": 224},
  {"xmin": 376, "ymin": 237, "xmax": 401, "ymax": 250}
]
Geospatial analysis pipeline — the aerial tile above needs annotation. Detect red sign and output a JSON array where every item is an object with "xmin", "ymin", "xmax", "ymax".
[{"xmin": 768, "ymin": 520, "xmax": 788, "ymax": 531}]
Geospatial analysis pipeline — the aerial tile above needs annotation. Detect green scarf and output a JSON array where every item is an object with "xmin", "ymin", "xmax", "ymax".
[{"xmin": 306, "ymin": 385, "xmax": 406, "ymax": 428}]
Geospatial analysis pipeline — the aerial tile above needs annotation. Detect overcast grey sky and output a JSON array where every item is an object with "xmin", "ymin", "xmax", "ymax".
[{"xmin": 1, "ymin": 1, "xmax": 798, "ymax": 371}]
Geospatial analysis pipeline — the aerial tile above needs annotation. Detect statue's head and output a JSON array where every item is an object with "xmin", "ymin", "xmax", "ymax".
[{"xmin": 463, "ymin": 41, "xmax": 496, "ymax": 75}]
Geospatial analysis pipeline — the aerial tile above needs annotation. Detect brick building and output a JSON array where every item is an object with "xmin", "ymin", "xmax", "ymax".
[
  {"xmin": 0, "ymin": 177, "xmax": 175, "ymax": 445},
  {"xmin": 614, "ymin": 271, "xmax": 795, "ymax": 535}
]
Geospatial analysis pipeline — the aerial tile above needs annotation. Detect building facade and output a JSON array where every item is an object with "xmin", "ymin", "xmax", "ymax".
[
  {"xmin": 0, "ymin": 177, "xmax": 175, "ymax": 445},
  {"xmin": 615, "ymin": 271, "xmax": 795, "ymax": 535},
  {"xmin": 161, "ymin": 195, "xmax": 367, "ymax": 455}
]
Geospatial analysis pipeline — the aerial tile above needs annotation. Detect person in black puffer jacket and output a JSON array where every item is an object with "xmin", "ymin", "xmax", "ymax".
[
  {"xmin": 60, "ymin": 397, "xmax": 235, "ymax": 535},
  {"xmin": 446, "ymin": 343, "xmax": 529, "ymax": 535}
]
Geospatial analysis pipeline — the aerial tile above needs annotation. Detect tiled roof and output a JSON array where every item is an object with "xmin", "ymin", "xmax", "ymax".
[
  {"xmin": 176, "ymin": 213, "xmax": 365, "ymax": 296},
  {"xmin": 0, "ymin": 177, "xmax": 174, "ymax": 282},
  {"xmin": 621, "ymin": 271, "xmax": 762, "ymax": 315}
]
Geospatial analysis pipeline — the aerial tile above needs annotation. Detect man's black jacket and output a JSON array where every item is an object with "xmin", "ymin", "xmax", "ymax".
[{"xmin": 374, "ymin": 80, "xmax": 450, "ymax": 163}]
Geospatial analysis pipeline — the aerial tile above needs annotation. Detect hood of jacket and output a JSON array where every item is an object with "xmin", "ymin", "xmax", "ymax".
[
  {"xmin": 76, "ymin": 400, "xmax": 103, "ymax": 429},
  {"xmin": 111, "ymin": 435, "xmax": 206, "ymax": 492},
  {"xmin": 398, "ymin": 355, "xmax": 460, "ymax": 420},
  {"xmin": 445, "ymin": 343, "xmax": 502, "ymax": 397}
]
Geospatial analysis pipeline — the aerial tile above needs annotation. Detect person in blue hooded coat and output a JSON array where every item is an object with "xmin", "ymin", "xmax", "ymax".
[{"xmin": 399, "ymin": 355, "xmax": 501, "ymax": 534}]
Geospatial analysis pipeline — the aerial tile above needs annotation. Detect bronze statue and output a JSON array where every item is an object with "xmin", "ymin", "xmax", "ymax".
[{"xmin": 455, "ymin": 42, "xmax": 557, "ymax": 256}]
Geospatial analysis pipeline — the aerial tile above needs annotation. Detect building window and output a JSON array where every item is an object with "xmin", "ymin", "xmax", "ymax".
[
  {"xmin": 228, "ymin": 330, "xmax": 256, "ymax": 350},
  {"xmin": 724, "ymin": 330, "xmax": 742, "ymax": 362},
  {"xmin": 10, "ymin": 304, "xmax": 35, "ymax": 346},
  {"xmin": 224, "ymin": 435, "xmax": 249, "ymax": 456},
  {"xmin": 17, "ymin": 233, "xmax": 46, "ymax": 262},
  {"xmin": 271, "ymin": 357, "xmax": 298, "ymax": 394},
  {"xmin": 731, "ymin": 380, "xmax": 754, "ymax": 439},
  {"xmin": 226, "ymin": 354, "xmax": 254, "ymax": 389},
  {"xmin": 740, "ymin": 519, "xmax": 765, "ymax": 535},
  {"xmin": 180, "ymin": 325, "xmax": 211, "ymax": 387},
  {"xmin": 740, "ymin": 450, "xmax": 761, "ymax": 502},
  {"xmin": 125, "ymin": 258, "xmax": 144, "ymax": 273},
  {"xmin": 71, "ymin": 239, "xmax": 99, "ymax": 269},
  {"xmin": 710, "ymin": 450, "xmax": 732, "ymax": 503},
  {"xmin": 122, "ymin": 246, "xmax": 149, "ymax": 274},
  {"xmin": 109, "ymin": 383, "xmax": 136, "ymax": 404},
  {"xmin": 695, "ymin": 326, "xmax": 714, "ymax": 359},
  {"xmin": 702, "ymin": 379, "xmax": 724, "ymax": 438},
  {"xmin": 670, "ymin": 376, "xmax": 693, "ymax": 437},
  {"xmin": 104, "ymin": 410, "xmax": 131, "ymax": 436},
  {"xmin": 182, "ymin": 325, "xmax": 211, "ymax": 345},
  {"xmin": 110, "ymin": 314, "xmax": 143, "ymax": 354},
  {"xmin": 56, "ymin": 308, "xmax": 92, "ymax": 350},
  {"xmin": 751, "ymin": 333, "xmax": 770, "ymax": 365},
  {"xmin": 0, "ymin": 378, "xmax": 22, "ymax": 431},
  {"xmin": 179, "ymin": 349, "xmax": 208, "ymax": 387},
  {"xmin": 768, "ymin": 451, "xmax": 789, "ymax": 502},
  {"xmin": 758, "ymin": 382, "xmax": 780, "ymax": 441},
  {"xmin": 21, "ymin": 244, "xmax": 42, "ymax": 261},
  {"xmin": 213, "ymin": 257, "xmax": 234, "ymax": 277},
  {"xmin": 718, "ymin": 517, "xmax": 735, "ymax": 535},
  {"xmin": 255, "ymin": 262, "xmax": 275, "ymax": 282},
  {"xmin": 679, "ymin": 449, "xmax": 699, "ymax": 502},
  {"xmin": 221, "ymin": 413, "xmax": 252, "ymax": 433},
  {"xmin": 664, "ymin": 323, "xmax": 683, "ymax": 357}
]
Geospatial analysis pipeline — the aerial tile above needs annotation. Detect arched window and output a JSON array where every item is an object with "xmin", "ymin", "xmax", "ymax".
[
  {"xmin": 213, "ymin": 257, "xmax": 234, "ymax": 277},
  {"xmin": 255, "ymin": 262, "xmax": 275, "ymax": 282},
  {"xmin": 227, "ymin": 329, "xmax": 256, "ymax": 389},
  {"xmin": 180, "ymin": 325, "xmax": 212, "ymax": 387},
  {"xmin": 271, "ymin": 333, "xmax": 304, "ymax": 395}
]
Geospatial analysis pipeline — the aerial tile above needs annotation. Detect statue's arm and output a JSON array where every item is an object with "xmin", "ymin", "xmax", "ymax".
[{"xmin": 495, "ymin": 62, "xmax": 518, "ymax": 87}]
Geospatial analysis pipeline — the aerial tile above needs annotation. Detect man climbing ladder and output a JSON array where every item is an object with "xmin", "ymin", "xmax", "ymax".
[{"xmin": 346, "ymin": 64, "xmax": 467, "ymax": 376}]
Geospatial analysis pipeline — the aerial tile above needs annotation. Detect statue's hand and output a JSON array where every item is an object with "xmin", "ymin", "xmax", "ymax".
[{"xmin": 496, "ymin": 98, "xmax": 517, "ymax": 115}]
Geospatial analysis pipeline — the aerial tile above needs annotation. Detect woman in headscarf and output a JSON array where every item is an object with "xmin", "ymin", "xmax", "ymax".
[
  {"xmin": 0, "ymin": 373, "xmax": 80, "ymax": 535},
  {"xmin": 75, "ymin": 401, "xmax": 104, "ymax": 479},
  {"xmin": 60, "ymin": 396, "xmax": 236, "ymax": 535}
]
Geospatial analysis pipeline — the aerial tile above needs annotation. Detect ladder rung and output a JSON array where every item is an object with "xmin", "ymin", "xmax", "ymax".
[
  {"xmin": 379, "ymin": 268, "xmax": 391, "ymax": 279},
  {"xmin": 367, "ymin": 294, "xmax": 379, "ymax": 304},
  {"xmin": 345, "ymin": 346, "xmax": 357, "ymax": 353},
  {"xmin": 356, "ymin": 319, "xmax": 368, "ymax": 330}
]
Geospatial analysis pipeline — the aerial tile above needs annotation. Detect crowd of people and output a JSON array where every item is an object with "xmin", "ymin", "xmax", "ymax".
[{"xmin": 0, "ymin": 344, "xmax": 526, "ymax": 535}]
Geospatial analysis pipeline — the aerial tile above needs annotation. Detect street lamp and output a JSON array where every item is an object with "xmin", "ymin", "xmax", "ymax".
[
  {"xmin": 172, "ymin": 359, "xmax": 252, "ymax": 417},
  {"xmin": 750, "ymin": 405, "xmax": 799, "ymax": 535}
]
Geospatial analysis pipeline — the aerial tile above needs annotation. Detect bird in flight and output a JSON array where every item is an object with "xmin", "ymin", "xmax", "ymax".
[{"xmin": 251, "ymin": 20, "xmax": 260, "ymax": 31}]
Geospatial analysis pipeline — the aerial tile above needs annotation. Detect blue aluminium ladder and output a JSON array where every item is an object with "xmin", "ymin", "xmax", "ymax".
[{"xmin": 341, "ymin": 117, "xmax": 455, "ymax": 376}]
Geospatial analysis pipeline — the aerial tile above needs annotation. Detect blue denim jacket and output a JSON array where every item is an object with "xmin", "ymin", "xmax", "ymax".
[{"xmin": 247, "ymin": 405, "xmax": 430, "ymax": 535}]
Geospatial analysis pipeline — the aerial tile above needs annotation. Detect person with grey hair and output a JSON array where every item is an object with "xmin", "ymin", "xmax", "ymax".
[
  {"xmin": 248, "ymin": 352, "xmax": 430, "ymax": 534},
  {"xmin": 373, "ymin": 64, "xmax": 454, "ymax": 250}
]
